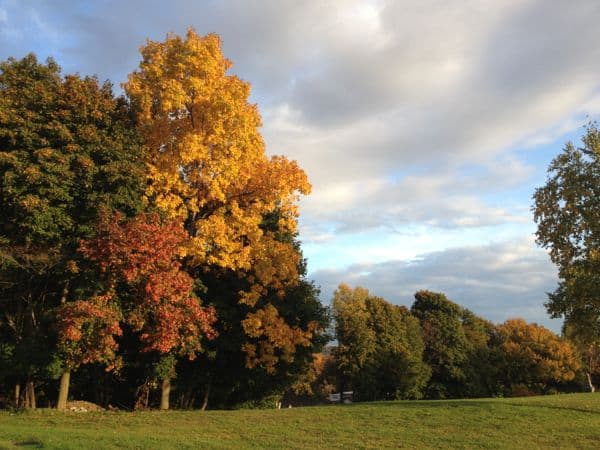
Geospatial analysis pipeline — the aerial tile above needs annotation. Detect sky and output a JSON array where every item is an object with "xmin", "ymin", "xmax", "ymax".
[{"xmin": 2, "ymin": 0, "xmax": 599, "ymax": 331}]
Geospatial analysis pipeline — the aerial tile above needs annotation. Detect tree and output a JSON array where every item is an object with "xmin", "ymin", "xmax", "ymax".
[
  {"xmin": 411, "ymin": 290, "xmax": 471, "ymax": 399},
  {"xmin": 62, "ymin": 212, "xmax": 217, "ymax": 410},
  {"xmin": 124, "ymin": 29, "xmax": 322, "ymax": 402},
  {"xmin": 55, "ymin": 293, "xmax": 123, "ymax": 409},
  {"xmin": 332, "ymin": 284, "xmax": 376, "ymax": 396},
  {"xmin": 496, "ymin": 319, "xmax": 580, "ymax": 394},
  {"xmin": 333, "ymin": 284, "xmax": 430, "ymax": 401},
  {"xmin": 287, "ymin": 352, "xmax": 337, "ymax": 405},
  {"xmin": 460, "ymin": 309, "xmax": 500, "ymax": 397},
  {"xmin": 533, "ymin": 124, "xmax": 600, "ymax": 365},
  {"xmin": 175, "ymin": 243, "xmax": 329, "ymax": 410},
  {"xmin": 563, "ymin": 317, "xmax": 600, "ymax": 392},
  {"xmin": 0, "ymin": 54, "xmax": 146, "ymax": 408}
]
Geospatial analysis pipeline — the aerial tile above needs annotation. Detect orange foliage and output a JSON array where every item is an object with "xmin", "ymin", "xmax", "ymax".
[
  {"xmin": 56, "ymin": 293, "xmax": 123, "ymax": 371},
  {"xmin": 498, "ymin": 318, "xmax": 581, "ymax": 385},
  {"xmin": 79, "ymin": 212, "xmax": 217, "ymax": 358},
  {"xmin": 124, "ymin": 29, "xmax": 309, "ymax": 293},
  {"xmin": 242, "ymin": 305, "xmax": 318, "ymax": 374},
  {"xmin": 124, "ymin": 29, "xmax": 316, "ymax": 371}
]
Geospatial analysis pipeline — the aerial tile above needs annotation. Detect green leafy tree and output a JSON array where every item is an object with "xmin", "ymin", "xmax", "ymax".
[
  {"xmin": 410, "ymin": 290, "xmax": 471, "ymax": 399},
  {"xmin": 333, "ymin": 284, "xmax": 430, "ymax": 401},
  {"xmin": 332, "ymin": 284, "xmax": 375, "ymax": 396},
  {"xmin": 0, "ymin": 54, "xmax": 146, "ymax": 408},
  {"xmin": 563, "ymin": 317, "xmax": 600, "ymax": 392},
  {"xmin": 533, "ymin": 124, "xmax": 600, "ymax": 370},
  {"xmin": 177, "ymin": 257, "xmax": 329, "ymax": 409},
  {"xmin": 460, "ymin": 309, "xmax": 500, "ymax": 397}
]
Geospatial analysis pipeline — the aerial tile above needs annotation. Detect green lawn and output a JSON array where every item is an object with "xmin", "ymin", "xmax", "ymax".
[{"xmin": 0, "ymin": 393, "xmax": 599, "ymax": 449}]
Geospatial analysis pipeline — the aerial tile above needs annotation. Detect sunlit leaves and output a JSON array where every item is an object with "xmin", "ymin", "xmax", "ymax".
[
  {"xmin": 497, "ymin": 319, "xmax": 580, "ymax": 388},
  {"xmin": 125, "ymin": 29, "xmax": 309, "ymax": 281},
  {"xmin": 79, "ymin": 212, "xmax": 217, "ymax": 358},
  {"xmin": 125, "ymin": 29, "xmax": 315, "ymax": 373},
  {"xmin": 56, "ymin": 293, "xmax": 123, "ymax": 371}
]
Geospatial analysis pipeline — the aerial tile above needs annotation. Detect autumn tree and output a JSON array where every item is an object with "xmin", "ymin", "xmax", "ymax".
[
  {"xmin": 286, "ymin": 352, "xmax": 337, "ymax": 405},
  {"xmin": 55, "ymin": 294, "xmax": 123, "ymax": 409},
  {"xmin": 62, "ymin": 212, "xmax": 217, "ymax": 410},
  {"xmin": 333, "ymin": 284, "xmax": 430, "ymax": 401},
  {"xmin": 175, "ymin": 241, "xmax": 329, "ymax": 409},
  {"xmin": 0, "ymin": 54, "xmax": 146, "ymax": 408},
  {"xmin": 533, "ymin": 124, "xmax": 600, "ymax": 373},
  {"xmin": 124, "ymin": 29, "xmax": 323, "ymax": 403},
  {"xmin": 496, "ymin": 319, "xmax": 580, "ymax": 395}
]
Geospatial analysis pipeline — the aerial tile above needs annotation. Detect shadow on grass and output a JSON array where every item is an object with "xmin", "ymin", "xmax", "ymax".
[
  {"xmin": 502, "ymin": 401, "xmax": 600, "ymax": 416},
  {"xmin": 359, "ymin": 399, "xmax": 497, "ymax": 409},
  {"xmin": 354, "ymin": 397, "xmax": 600, "ymax": 417},
  {"xmin": 14, "ymin": 438, "xmax": 43, "ymax": 448}
]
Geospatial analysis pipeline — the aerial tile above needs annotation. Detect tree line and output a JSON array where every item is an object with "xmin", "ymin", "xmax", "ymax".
[
  {"xmin": 294, "ymin": 121, "xmax": 600, "ymax": 404},
  {"xmin": 0, "ymin": 29, "xmax": 328, "ymax": 411},
  {"xmin": 287, "ymin": 285, "xmax": 591, "ymax": 404}
]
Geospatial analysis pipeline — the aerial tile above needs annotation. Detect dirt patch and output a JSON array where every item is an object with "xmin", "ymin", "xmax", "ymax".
[{"xmin": 66, "ymin": 400, "xmax": 104, "ymax": 412}]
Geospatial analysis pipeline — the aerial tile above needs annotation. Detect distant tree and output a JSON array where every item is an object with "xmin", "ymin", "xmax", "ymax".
[
  {"xmin": 333, "ymin": 284, "xmax": 430, "ymax": 401},
  {"xmin": 0, "ymin": 54, "xmax": 145, "ymax": 408},
  {"xmin": 533, "ymin": 124, "xmax": 600, "ymax": 369},
  {"xmin": 460, "ymin": 309, "xmax": 500, "ymax": 397},
  {"xmin": 411, "ymin": 290, "xmax": 471, "ymax": 399},
  {"xmin": 363, "ymin": 294, "xmax": 430, "ymax": 400},
  {"xmin": 333, "ymin": 284, "xmax": 376, "ymax": 396},
  {"xmin": 496, "ymin": 319, "xmax": 580, "ymax": 395}
]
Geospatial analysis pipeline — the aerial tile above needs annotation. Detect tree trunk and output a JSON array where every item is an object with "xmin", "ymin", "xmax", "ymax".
[
  {"xmin": 14, "ymin": 383, "xmax": 20, "ymax": 408},
  {"xmin": 57, "ymin": 371, "xmax": 71, "ymax": 410},
  {"xmin": 586, "ymin": 371, "xmax": 596, "ymax": 393},
  {"xmin": 201, "ymin": 381, "xmax": 211, "ymax": 411},
  {"xmin": 160, "ymin": 378, "xmax": 171, "ymax": 410},
  {"xmin": 180, "ymin": 386, "xmax": 194, "ymax": 409},
  {"xmin": 25, "ymin": 381, "xmax": 36, "ymax": 409}
]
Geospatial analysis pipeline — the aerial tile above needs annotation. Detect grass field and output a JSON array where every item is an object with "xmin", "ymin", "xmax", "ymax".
[{"xmin": 0, "ymin": 393, "xmax": 599, "ymax": 449}]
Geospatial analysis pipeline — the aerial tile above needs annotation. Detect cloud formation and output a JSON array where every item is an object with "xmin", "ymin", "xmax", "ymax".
[
  {"xmin": 311, "ymin": 237, "xmax": 561, "ymax": 330},
  {"xmin": 1, "ymin": 0, "xmax": 598, "ymax": 328}
]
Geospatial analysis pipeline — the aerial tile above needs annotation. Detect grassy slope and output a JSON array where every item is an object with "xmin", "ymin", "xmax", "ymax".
[{"xmin": 0, "ymin": 393, "xmax": 599, "ymax": 449}]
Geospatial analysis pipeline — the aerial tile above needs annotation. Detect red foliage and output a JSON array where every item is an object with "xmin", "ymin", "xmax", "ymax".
[
  {"xmin": 56, "ymin": 293, "xmax": 123, "ymax": 371},
  {"xmin": 68, "ymin": 212, "xmax": 217, "ymax": 361}
]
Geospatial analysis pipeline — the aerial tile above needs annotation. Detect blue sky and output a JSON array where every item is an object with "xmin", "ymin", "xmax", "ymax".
[{"xmin": 2, "ymin": 0, "xmax": 600, "ymax": 331}]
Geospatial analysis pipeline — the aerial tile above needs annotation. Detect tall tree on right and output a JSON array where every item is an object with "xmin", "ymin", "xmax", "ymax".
[{"xmin": 532, "ymin": 123, "xmax": 600, "ymax": 390}]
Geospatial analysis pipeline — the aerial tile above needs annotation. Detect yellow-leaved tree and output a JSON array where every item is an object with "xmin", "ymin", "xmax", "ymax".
[{"xmin": 125, "ymin": 29, "xmax": 319, "ymax": 382}]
